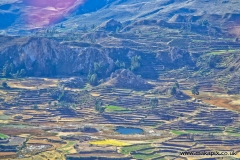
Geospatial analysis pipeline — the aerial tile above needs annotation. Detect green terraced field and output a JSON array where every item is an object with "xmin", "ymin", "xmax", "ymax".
[
  {"xmin": 0, "ymin": 133, "xmax": 9, "ymax": 139},
  {"xmin": 0, "ymin": 115, "xmax": 10, "ymax": 120},
  {"xmin": 171, "ymin": 130, "xmax": 187, "ymax": 135},
  {"xmin": 0, "ymin": 124, "xmax": 33, "ymax": 129},
  {"xmin": 171, "ymin": 130, "xmax": 220, "ymax": 135},
  {"xmin": 120, "ymin": 144, "xmax": 151, "ymax": 155},
  {"xmin": 226, "ymin": 132, "xmax": 240, "ymax": 137},
  {"xmin": 208, "ymin": 50, "xmax": 239, "ymax": 55},
  {"xmin": 132, "ymin": 153, "xmax": 161, "ymax": 159},
  {"xmin": 105, "ymin": 105, "xmax": 129, "ymax": 112}
]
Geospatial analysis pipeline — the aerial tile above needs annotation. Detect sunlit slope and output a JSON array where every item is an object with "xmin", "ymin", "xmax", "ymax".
[{"xmin": 1, "ymin": 0, "xmax": 240, "ymax": 31}]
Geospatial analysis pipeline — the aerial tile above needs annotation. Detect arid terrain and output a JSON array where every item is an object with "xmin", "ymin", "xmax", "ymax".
[
  {"xmin": 0, "ymin": 0, "xmax": 240, "ymax": 160},
  {"xmin": 0, "ymin": 76, "xmax": 240, "ymax": 160}
]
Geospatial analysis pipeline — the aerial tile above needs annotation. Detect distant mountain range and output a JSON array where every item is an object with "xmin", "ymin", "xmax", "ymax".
[{"xmin": 1, "ymin": 0, "xmax": 240, "ymax": 33}]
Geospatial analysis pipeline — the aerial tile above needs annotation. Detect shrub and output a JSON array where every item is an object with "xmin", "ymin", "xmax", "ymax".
[
  {"xmin": 130, "ymin": 55, "xmax": 141, "ymax": 71},
  {"xmin": 94, "ymin": 98, "xmax": 105, "ymax": 113},
  {"xmin": 149, "ymin": 98, "xmax": 158, "ymax": 109},
  {"xmin": 174, "ymin": 81, "xmax": 180, "ymax": 89},
  {"xmin": 170, "ymin": 86, "xmax": 177, "ymax": 95},
  {"xmin": 88, "ymin": 73, "xmax": 98, "ymax": 86},
  {"xmin": 32, "ymin": 105, "xmax": 39, "ymax": 110},
  {"xmin": 2, "ymin": 81, "xmax": 9, "ymax": 89},
  {"xmin": 192, "ymin": 85, "xmax": 199, "ymax": 95},
  {"xmin": 229, "ymin": 66, "xmax": 235, "ymax": 72},
  {"xmin": 19, "ymin": 69, "xmax": 26, "ymax": 77},
  {"xmin": 115, "ymin": 60, "xmax": 125, "ymax": 69}
]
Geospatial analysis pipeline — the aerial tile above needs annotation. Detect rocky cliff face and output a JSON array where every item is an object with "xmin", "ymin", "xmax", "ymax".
[
  {"xmin": 99, "ymin": 19, "xmax": 123, "ymax": 32},
  {"xmin": 0, "ymin": 35, "xmax": 196, "ymax": 79},
  {"xmin": 155, "ymin": 47, "xmax": 194, "ymax": 68},
  {"xmin": 0, "ymin": 37, "xmax": 114, "ymax": 77}
]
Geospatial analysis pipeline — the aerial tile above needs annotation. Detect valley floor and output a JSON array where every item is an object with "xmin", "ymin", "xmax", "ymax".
[{"xmin": 0, "ymin": 78, "xmax": 239, "ymax": 160}]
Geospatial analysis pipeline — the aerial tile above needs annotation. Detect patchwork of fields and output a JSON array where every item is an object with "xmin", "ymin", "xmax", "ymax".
[{"xmin": 0, "ymin": 78, "xmax": 239, "ymax": 160}]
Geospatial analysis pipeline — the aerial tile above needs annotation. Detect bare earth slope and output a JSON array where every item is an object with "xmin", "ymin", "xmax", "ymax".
[{"xmin": 1, "ymin": 0, "xmax": 240, "ymax": 32}]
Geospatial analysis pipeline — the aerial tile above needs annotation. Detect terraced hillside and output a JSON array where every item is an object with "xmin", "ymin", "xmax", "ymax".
[
  {"xmin": 0, "ymin": 0, "xmax": 240, "ymax": 159},
  {"xmin": 0, "ymin": 76, "xmax": 239, "ymax": 160},
  {"xmin": 0, "ymin": 22, "xmax": 240, "ymax": 159}
]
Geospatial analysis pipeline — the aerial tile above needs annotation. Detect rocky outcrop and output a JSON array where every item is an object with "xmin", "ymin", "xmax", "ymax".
[
  {"xmin": 168, "ymin": 14, "xmax": 186, "ymax": 23},
  {"xmin": 156, "ymin": 47, "xmax": 194, "ymax": 68},
  {"xmin": 99, "ymin": 19, "xmax": 123, "ymax": 32},
  {"xmin": 0, "ymin": 37, "xmax": 115, "ymax": 77},
  {"xmin": 59, "ymin": 77, "xmax": 84, "ymax": 88},
  {"xmin": 74, "ymin": 47, "xmax": 114, "ymax": 76},
  {"xmin": 103, "ymin": 69, "xmax": 153, "ymax": 90}
]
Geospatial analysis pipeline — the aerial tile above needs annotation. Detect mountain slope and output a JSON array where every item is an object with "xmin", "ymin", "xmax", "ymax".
[
  {"xmin": 0, "ymin": 36, "xmax": 114, "ymax": 76},
  {"xmin": 1, "ymin": 0, "xmax": 240, "ymax": 32}
]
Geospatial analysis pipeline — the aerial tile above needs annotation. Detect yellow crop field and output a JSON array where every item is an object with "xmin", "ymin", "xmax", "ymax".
[{"xmin": 89, "ymin": 139, "xmax": 130, "ymax": 146}]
